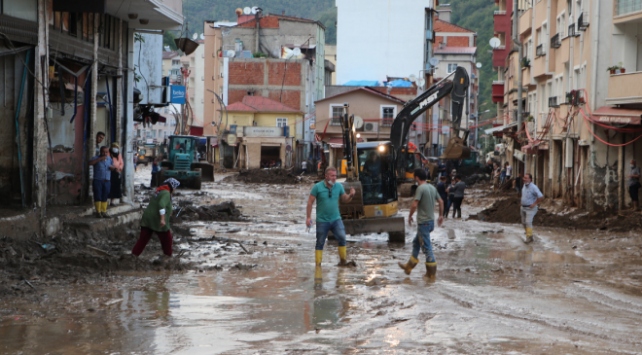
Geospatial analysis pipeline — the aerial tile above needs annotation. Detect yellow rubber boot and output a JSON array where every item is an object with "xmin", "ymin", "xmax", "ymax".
[
  {"xmin": 94, "ymin": 202, "xmax": 102, "ymax": 217},
  {"xmin": 315, "ymin": 250, "xmax": 323, "ymax": 266},
  {"xmin": 398, "ymin": 256, "xmax": 419, "ymax": 275},
  {"xmin": 525, "ymin": 227, "xmax": 533, "ymax": 244},
  {"xmin": 337, "ymin": 246, "xmax": 347, "ymax": 266},
  {"xmin": 425, "ymin": 262, "xmax": 437, "ymax": 280},
  {"xmin": 102, "ymin": 202, "xmax": 109, "ymax": 212},
  {"xmin": 314, "ymin": 265, "xmax": 323, "ymax": 283}
]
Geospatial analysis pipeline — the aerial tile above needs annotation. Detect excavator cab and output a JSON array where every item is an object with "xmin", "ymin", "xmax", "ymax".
[{"xmin": 441, "ymin": 130, "xmax": 471, "ymax": 160}]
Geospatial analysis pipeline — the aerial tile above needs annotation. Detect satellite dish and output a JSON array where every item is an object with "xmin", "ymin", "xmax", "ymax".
[
  {"xmin": 243, "ymin": 7, "xmax": 252, "ymax": 15},
  {"xmin": 200, "ymin": 33, "xmax": 205, "ymax": 40},
  {"xmin": 429, "ymin": 57, "xmax": 440, "ymax": 66},
  {"xmin": 408, "ymin": 74, "xmax": 417, "ymax": 82},
  {"xmin": 251, "ymin": 6, "xmax": 259, "ymax": 14},
  {"xmin": 226, "ymin": 50, "xmax": 236, "ymax": 58},
  {"xmin": 192, "ymin": 33, "xmax": 198, "ymax": 40},
  {"xmin": 489, "ymin": 37, "xmax": 501, "ymax": 49},
  {"xmin": 353, "ymin": 116, "xmax": 364, "ymax": 130},
  {"xmin": 293, "ymin": 47, "xmax": 302, "ymax": 56},
  {"xmin": 476, "ymin": 62, "xmax": 483, "ymax": 69}
]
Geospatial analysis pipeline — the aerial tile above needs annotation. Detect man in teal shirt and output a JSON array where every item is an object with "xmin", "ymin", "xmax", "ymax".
[
  {"xmin": 399, "ymin": 168, "xmax": 444, "ymax": 280},
  {"xmin": 306, "ymin": 167, "xmax": 356, "ymax": 267}
]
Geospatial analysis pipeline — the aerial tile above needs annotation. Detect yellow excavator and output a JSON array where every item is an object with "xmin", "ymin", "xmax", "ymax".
[{"xmin": 336, "ymin": 67, "xmax": 471, "ymax": 243}]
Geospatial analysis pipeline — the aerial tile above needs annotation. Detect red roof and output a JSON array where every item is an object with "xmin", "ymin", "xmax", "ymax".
[
  {"xmin": 225, "ymin": 96, "xmax": 300, "ymax": 113},
  {"xmin": 434, "ymin": 19, "xmax": 476, "ymax": 33}
]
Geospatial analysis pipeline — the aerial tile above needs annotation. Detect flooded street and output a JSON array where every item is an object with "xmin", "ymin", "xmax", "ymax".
[{"xmin": 2, "ymin": 169, "xmax": 642, "ymax": 354}]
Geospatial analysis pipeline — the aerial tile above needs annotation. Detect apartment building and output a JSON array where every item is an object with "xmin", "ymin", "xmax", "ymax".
[
  {"xmin": 494, "ymin": 0, "xmax": 642, "ymax": 211},
  {"xmin": 432, "ymin": 7, "xmax": 479, "ymax": 156}
]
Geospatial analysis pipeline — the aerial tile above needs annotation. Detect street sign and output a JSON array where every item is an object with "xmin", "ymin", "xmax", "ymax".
[{"xmin": 170, "ymin": 85, "xmax": 186, "ymax": 104}]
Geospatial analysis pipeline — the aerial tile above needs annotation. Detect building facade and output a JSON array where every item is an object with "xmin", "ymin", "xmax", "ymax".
[
  {"xmin": 494, "ymin": 0, "xmax": 642, "ymax": 212},
  {"xmin": 0, "ymin": 0, "xmax": 182, "ymax": 217}
]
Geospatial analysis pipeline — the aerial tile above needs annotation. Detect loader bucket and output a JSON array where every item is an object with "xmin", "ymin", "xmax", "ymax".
[
  {"xmin": 440, "ymin": 136, "xmax": 471, "ymax": 160},
  {"xmin": 192, "ymin": 162, "xmax": 215, "ymax": 182}
]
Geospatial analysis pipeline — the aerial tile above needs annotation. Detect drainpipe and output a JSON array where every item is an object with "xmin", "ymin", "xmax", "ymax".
[{"xmin": 514, "ymin": 0, "xmax": 523, "ymax": 135}]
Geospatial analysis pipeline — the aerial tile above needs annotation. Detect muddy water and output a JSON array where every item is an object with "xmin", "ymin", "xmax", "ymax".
[{"xmin": 2, "ymin": 175, "xmax": 642, "ymax": 354}]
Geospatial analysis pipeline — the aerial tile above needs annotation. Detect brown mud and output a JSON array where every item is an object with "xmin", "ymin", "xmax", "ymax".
[
  {"xmin": 229, "ymin": 168, "xmax": 307, "ymax": 184},
  {"xmin": 472, "ymin": 194, "xmax": 642, "ymax": 232}
]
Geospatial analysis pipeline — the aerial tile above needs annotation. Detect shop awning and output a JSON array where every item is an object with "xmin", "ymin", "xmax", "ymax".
[
  {"xmin": 484, "ymin": 122, "xmax": 518, "ymax": 135},
  {"xmin": 592, "ymin": 106, "xmax": 642, "ymax": 125}
]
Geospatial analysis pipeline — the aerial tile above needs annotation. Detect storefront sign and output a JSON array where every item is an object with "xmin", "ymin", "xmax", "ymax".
[
  {"xmin": 243, "ymin": 126, "xmax": 283, "ymax": 137},
  {"xmin": 596, "ymin": 115, "xmax": 641, "ymax": 125}
]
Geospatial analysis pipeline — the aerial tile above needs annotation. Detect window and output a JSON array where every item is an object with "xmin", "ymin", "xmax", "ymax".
[
  {"xmin": 2, "ymin": 0, "xmax": 37, "ymax": 21},
  {"xmin": 330, "ymin": 105, "xmax": 343, "ymax": 125},
  {"xmin": 557, "ymin": 12, "xmax": 566, "ymax": 37},
  {"xmin": 381, "ymin": 106, "xmax": 396, "ymax": 126},
  {"xmin": 447, "ymin": 63, "xmax": 458, "ymax": 73},
  {"xmin": 276, "ymin": 118, "xmax": 288, "ymax": 128}
]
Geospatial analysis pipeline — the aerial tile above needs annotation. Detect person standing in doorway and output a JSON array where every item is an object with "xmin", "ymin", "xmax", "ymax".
[
  {"xmin": 521, "ymin": 173, "xmax": 544, "ymax": 244},
  {"xmin": 505, "ymin": 162, "xmax": 512, "ymax": 183},
  {"xmin": 628, "ymin": 159, "xmax": 641, "ymax": 211},
  {"xmin": 89, "ymin": 146, "xmax": 115, "ymax": 218},
  {"xmin": 306, "ymin": 167, "xmax": 356, "ymax": 268},
  {"xmin": 109, "ymin": 143, "xmax": 124, "ymax": 206},
  {"xmin": 398, "ymin": 169, "xmax": 444, "ymax": 280}
]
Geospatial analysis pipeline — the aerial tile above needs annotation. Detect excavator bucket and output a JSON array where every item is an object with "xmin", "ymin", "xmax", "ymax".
[{"xmin": 440, "ymin": 136, "xmax": 471, "ymax": 160}]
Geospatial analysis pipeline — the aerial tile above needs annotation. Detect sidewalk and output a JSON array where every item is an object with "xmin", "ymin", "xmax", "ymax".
[{"xmin": 0, "ymin": 202, "xmax": 142, "ymax": 239}]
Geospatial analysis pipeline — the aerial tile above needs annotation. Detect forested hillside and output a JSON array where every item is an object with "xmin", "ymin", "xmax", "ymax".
[{"xmin": 177, "ymin": 0, "xmax": 495, "ymax": 115}]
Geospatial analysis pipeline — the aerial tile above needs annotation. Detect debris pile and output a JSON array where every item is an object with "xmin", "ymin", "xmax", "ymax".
[
  {"xmin": 172, "ymin": 201, "xmax": 248, "ymax": 223},
  {"xmin": 231, "ymin": 169, "xmax": 303, "ymax": 184}
]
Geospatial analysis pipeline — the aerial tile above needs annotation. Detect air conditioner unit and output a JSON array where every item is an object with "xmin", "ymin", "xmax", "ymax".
[{"xmin": 364, "ymin": 122, "xmax": 379, "ymax": 132}]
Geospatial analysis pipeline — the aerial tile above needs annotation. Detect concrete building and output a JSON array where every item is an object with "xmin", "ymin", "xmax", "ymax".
[
  {"xmin": 162, "ymin": 51, "xmax": 182, "ymax": 85},
  {"xmin": 0, "ymin": 0, "xmax": 182, "ymax": 223},
  {"xmin": 224, "ymin": 96, "xmax": 302, "ymax": 169},
  {"xmin": 202, "ymin": 11, "xmax": 326, "ymax": 168},
  {"xmin": 493, "ymin": 0, "xmax": 642, "ymax": 212},
  {"xmin": 431, "ymin": 10, "xmax": 479, "ymax": 157},
  {"xmin": 314, "ymin": 88, "xmax": 407, "ymax": 171}
]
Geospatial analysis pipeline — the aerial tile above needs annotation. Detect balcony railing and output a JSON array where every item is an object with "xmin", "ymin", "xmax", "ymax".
[
  {"xmin": 568, "ymin": 23, "xmax": 579, "ymax": 37},
  {"xmin": 548, "ymin": 96, "xmax": 559, "ymax": 108},
  {"xmin": 616, "ymin": 0, "xmax": 642, "ymax": 16},
  {"xmin": 536, "ymin": 44, "xmax": 545, "ymax": 57},
  {"xmin": 494, "ymin": 10, "xmax": 507, "ymax": 15},
  {"xmin": 577, "ymin": 12, "xmax": 589, "ymax": 31},
  {"xmin": 550, "ymin": 33, "xmax": 561, "ymax": 48}
]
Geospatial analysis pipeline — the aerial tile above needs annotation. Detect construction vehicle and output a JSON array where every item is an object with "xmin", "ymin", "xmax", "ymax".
[
  {"xmin": 336, "ymin": 67, "xmax": 471, "ymax": 242},
  {"xmin": 391, "ymin": 66, "xmax": 471, "ymax": 195},
  {"xmin": 159, "ymin": 135, "xmax": 215, "ymax": 189}
]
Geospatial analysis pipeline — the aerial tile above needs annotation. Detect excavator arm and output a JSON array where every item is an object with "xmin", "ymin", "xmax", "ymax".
[{"xmin": 390, "ymin": 66, "xmax": 471, "ymax": 178}]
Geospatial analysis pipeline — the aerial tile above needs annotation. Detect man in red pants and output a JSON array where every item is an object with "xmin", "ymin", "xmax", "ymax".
[{"xmin": 132, "ymin": 178, "xmax": 180, "ymax": 257}]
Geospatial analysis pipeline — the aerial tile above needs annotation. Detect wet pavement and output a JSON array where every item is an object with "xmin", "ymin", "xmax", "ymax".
[{"xmin": 2, "ymin": 169, "xmax": 642, "ymax": 354}]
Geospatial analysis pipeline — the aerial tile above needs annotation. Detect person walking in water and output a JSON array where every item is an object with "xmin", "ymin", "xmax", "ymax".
[
  {"xmin": 306, "ymin": 167, "xmax": 356, "ymax": 268},
  {"xmin": 521, "ymin": 173, "xmax": 544, "ymax": 244},
  {"xmin": 398, "ymin": 169, "xmax": 444, "ymax": 280}
]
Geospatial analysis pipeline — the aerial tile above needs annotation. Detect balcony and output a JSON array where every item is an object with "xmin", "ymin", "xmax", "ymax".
[
  {"xmin": 494, "ymin": 10, "xmax": 507, "ymax": 15},
  {"xmin": 568, "ymin": 23, "xmax": 579, "ymax": 38},
  {"xmin": 536, "ymin": 44, "xmax": 545, "ymax": 57},
  {"xmin": 606, "ymin": 71, "xmax": 642, "ymax": 105},
  {"xmin": 492, "ymin": 81, "xmax": 505, "ymax": 103},
  {"xmin": 550, "ymin": 33, "xmax": 561, "ymax": 49},
  {"xmin": 614, "ymin": 0, "xmax": 642, "ymax": 23},
  {"xmin": 577, "ymin": 12, "xmax": 589, "ymax": 31},
  {"xmin": 548, "ymin": 96, "xmax": 559, "ymax": 108},
  {"xmin": 519, "ymin": 7, "xmax": 532, "ymax": 36}
]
